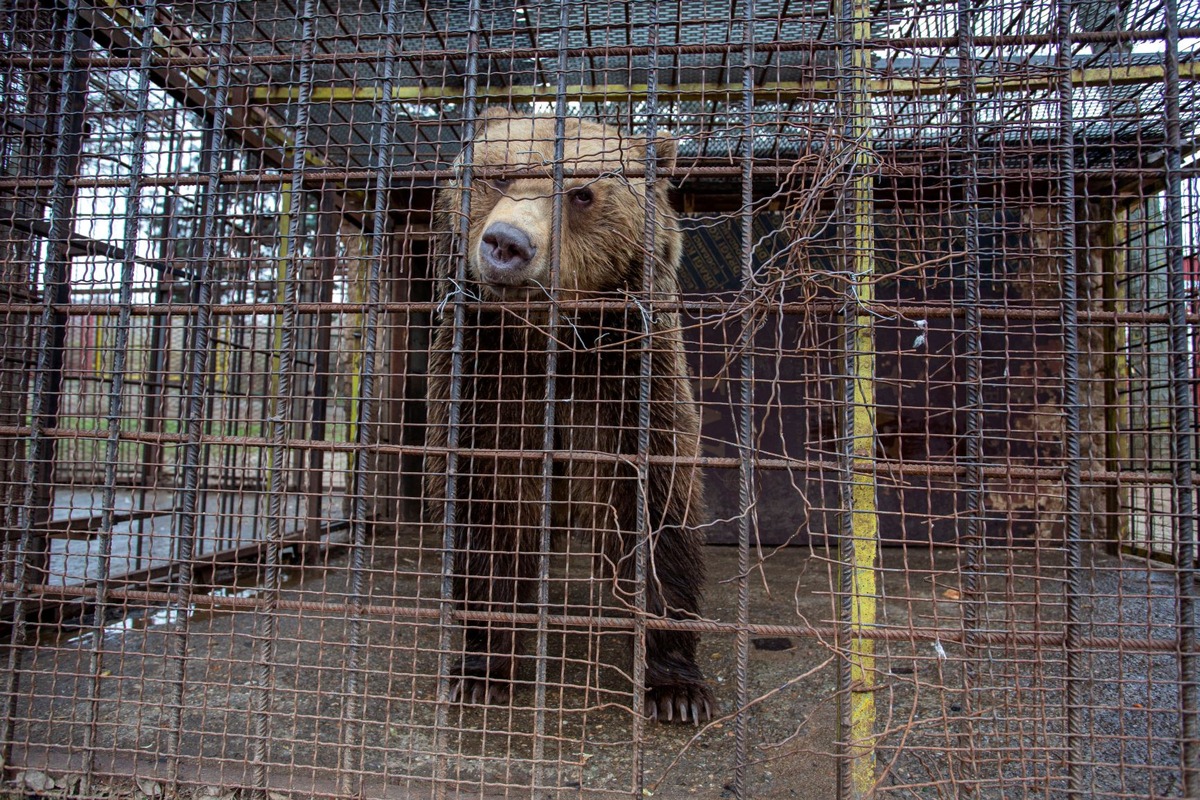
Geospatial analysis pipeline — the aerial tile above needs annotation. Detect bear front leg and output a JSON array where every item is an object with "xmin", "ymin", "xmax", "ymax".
[
  {"xmin": 451, "ymin": 549, "xmax": 519, "ymax": 705},
  {"xmin": 450, "ymin": 506, "xmax": 540, "ymax": 706},
  {"xmin": 583, "ymin": 463, "xmax": 715, "ymax": 724},
  {"xmin": 640, "ymin": 525, "xmax": 716, "ymax": 725}
]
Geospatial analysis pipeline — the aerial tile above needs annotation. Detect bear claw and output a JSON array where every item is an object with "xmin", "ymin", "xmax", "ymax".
[
  {"xmin": 449, "ymin": 676, "xmax": 511, "ymax": 706},
  {"xmin": 644, "ymin": 683, "xmax": 715, "ymax": 725}
]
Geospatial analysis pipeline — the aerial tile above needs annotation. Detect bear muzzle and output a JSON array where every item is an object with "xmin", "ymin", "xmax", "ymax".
[{"xmin": 479, "ymin": 221, "xmax": 540, "ymax": 288}]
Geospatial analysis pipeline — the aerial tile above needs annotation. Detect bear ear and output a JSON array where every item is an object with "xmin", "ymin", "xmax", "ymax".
[{"xmin": 452, "ymin": 108, "xmax": 512, "ymax": 175}]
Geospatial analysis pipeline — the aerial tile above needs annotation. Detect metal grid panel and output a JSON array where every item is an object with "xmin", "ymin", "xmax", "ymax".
[{"xmin": 2, "ymin": 0, "xmax": 1200, "ymax": 797}]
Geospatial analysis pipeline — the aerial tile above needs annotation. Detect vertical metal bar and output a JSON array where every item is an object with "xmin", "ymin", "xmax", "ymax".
[
  {"xmin": 250, "ymin": 0, "xmax": 321, "ymax": 788},
  {"xmin": 196, "ymin": 137, "xmax": 241, "ymax": 547},
  {"xmin": 270, "ymin": 180, "xmax": 293, "ymax": 441},
  {"xmin": 398, "ymin": 239, "xmax": 432, "ymax": 522},
  {"xmin": 1053, "ymin": 0, "xmax": 1085, "ymax": 792},
  {"xmin": 531, "ymin": 0, "xmax": 570, "ymax": 791},
  {"xmin": 0, "ymin": 0, "xmax": 86, "ymax": 765},
  {"xmin": 432, "ymin": 0, "xmax": 481, "ymax": 794},
  {"xmin": 631, "ymin": 0, "xmax": 664, "ymax": 792},
  {"xmin": 303, "ymin": 189, "xmax": 338, "ymax": 556},
  {"xmin": 955, "ymin": 0, "xmax": 984, "ymax": 790},
  {"xmin": 1163, "ymin": 0, "xmax": 1199, "ymax": 790},
  {"xmin": 136, "ymin": 118, "xmax": 183, "ymax": 528},
  {"xmin": 336, "ymin": 0, "xmax": 403, "ymax": 789},
  {"xmin": 81, "ymin": 0, "xmax": 160, "ymax": 784},
  {"xmin": 732, "ymin": 0, "xmax": 755, "ymax": 797},
  {"xmin": 221, "ymin": 297, "xmax": 252, "ymax": 551},
  {"xmin": 0, "ymin": 0, "xmax": 31, "ymax": 554},
  {"xmin": 162, "ymin": 0, "xmax": 236, "ymax": 786},
  {"xmin": 25, "ymin": 17, "xmax": 88, "ymax": 557},
  {"xmin": 135, "ymin": 273, "xmax": 170, "ymax": 570},
  {"xmin": 836, "ymin": 0, "xmax": 877, "ymax": 793},
  {"xmin": 196, "ymin": 251, "xmax": 227, "ymax": 546},
  {"xmin": 138, "ymin": 188, "xmax": 179, "ymax": 493}
]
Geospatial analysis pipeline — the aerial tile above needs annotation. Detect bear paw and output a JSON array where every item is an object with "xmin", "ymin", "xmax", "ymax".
[
  {"xmin": 644, "ymin": 682, "xmax": 715, "ymax": 725},
  {"xmin": 449, "ymin": 675, "xmax": 511, "ymax": 706}
]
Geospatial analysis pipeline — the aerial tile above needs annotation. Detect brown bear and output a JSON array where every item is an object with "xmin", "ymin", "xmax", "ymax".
[{"xmin": 424, "ymin": 109, "xmax": 713, "ymax": 724}]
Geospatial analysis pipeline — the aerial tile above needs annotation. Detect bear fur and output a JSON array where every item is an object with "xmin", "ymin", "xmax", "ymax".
[{"xmin": 424, "ymin": 109, "xmax": 713, "ymax": 724}]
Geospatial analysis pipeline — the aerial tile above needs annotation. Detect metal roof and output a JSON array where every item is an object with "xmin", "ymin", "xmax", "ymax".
[{"xmin": 78, "ymin": 0, "xmax": 1200, "ymax": 178}]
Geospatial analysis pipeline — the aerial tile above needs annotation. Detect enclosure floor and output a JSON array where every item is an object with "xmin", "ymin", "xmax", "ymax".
[{"xmin": 10, "ymin": 542, "xmax": 1181, "ymax": 799}]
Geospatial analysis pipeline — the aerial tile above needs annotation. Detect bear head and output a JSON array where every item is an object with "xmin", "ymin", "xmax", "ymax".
[{"xmin": 438, "ymin": 108, "xmax": 683, "ymax": 302}]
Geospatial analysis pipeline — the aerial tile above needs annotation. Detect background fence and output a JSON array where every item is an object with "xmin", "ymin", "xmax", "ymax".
[{"xmin": 2, "ymin": 0, "xmax": 1200, "ymax": 796}]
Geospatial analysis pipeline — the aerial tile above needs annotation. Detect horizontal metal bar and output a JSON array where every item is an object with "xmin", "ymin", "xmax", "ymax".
[
  {"xmin": 8, "ymin": 300, "xmax": 1200, "ymax": 327},
  {"xmin": 252, "ymin": 61, "xmax": 1200, "ymax": 105},
  {"xmin": 3, "ymin": 580, "xmax": 1185, "ymax": 652},
  {"xmin": 0, "ymin": 423, "xmax": 1194, "ymax": 485},
  {"xmin": 40, "ymin": 509, "xmax": 166, "ymax": 539},
  {"xmin": 0, "ymin": 161, "xmax": 1189, "ymax": 192},
  {"xmin": 4, "ymin": 26, "xmax": 1196, "ymax": 72}
]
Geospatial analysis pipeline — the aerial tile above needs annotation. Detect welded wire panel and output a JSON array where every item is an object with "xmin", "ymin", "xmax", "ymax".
[{"xmin": 3, "ymin": 0, "xmax": 1200, "ymax": 797}]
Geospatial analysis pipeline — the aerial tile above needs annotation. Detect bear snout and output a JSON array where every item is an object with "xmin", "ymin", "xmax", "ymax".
[{"xmin": 480, "ymin": 222, "xmax": 537, "ymax": 283}]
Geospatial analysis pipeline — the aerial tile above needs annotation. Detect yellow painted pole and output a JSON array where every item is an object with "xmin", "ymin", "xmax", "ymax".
[
  {"xmin": 93, "ymin": 314, "xmax": 105, "ymax": 376},
  {"xmin": 214, "ymin": 319, "xmax": 229, "ymax": 396},
  {"xmin": 841, "ymin": 0, "xmax": 878, "ymax": 793},
  {"xmin": 346, "ymin": 232, "xmax": 369, "ymax": 447},
  {"xmin": 846, "ymin": 191, "xmax": 879, "ymax": 790}
]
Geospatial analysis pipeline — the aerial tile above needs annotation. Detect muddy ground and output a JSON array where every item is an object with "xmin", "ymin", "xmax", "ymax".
[{"xmin": 6, "ymin": 537, "xmax": 1183, "ymax": 799}]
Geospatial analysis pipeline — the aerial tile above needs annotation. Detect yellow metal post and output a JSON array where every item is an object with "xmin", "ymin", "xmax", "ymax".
[
  {"xmin": 214, "ymin": 319, "xmax": 230, "ymax": 397},
  {"xmin": 346, "ymin": 233, "xmax": 370, "ymax": 447},
  {"xmin": 93, "ymin": 315, "xmax": 105, "ymax": 376},
  {"xmin": 839, "ymin": 0, "xmax": 878, "ymax": 793}
]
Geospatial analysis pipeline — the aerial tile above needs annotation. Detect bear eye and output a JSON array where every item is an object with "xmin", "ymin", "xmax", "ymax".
[
  {"xmin": 569, "ymin": 187, "xmax": 594, "ymax": 208},
  {"xmin": 488, "ymin": 176, "xmax": 511, "ymax": 192}
]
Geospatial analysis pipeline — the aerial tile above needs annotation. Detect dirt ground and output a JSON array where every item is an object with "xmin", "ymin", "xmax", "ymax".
[{"xmin": 6, "ymin": 537, "xmax": 1184, "ymax": 799}]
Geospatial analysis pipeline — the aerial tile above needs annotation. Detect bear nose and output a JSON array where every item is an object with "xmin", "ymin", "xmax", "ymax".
[{"xmin": 481, "ymin": 222, "xmax": 536, "ymax": 275}]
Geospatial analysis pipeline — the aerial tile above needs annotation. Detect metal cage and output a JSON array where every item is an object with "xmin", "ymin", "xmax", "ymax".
[{"xmin": 1, "ymin": 0, "xmax": 1199, "ymax": 796}]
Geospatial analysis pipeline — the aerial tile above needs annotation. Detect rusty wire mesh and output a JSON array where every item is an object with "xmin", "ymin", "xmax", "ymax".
[{"xmin": 2, "ymin": 0, "xmax": 1200, "ymax": 797}]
